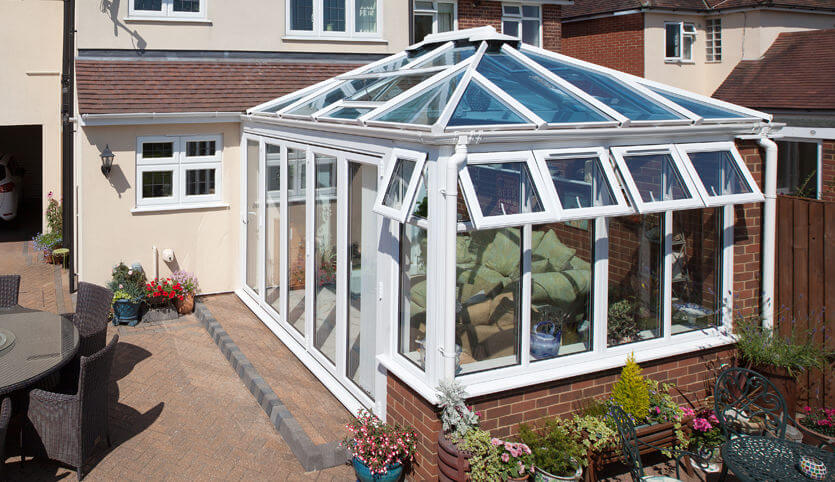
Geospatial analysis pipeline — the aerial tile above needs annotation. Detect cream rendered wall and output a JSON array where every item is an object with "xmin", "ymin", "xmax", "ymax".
[
  {"xmin": 76, "ymin": 0, "xmax": 409, "ymax": 54},
  {"xmin": 644, "ymin": 11, "xmax": 835, "ymax": 96},
  {"xmin": 79, "ymin": 122, "xmax": 241, "ymax": 293},
  {"xmin": 0, "ymin": 0, "xmax": 64, "ymax": 226}
]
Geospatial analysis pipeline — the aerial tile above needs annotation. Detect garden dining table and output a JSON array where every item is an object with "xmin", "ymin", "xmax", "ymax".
[
  {"xmin": 0, "ymin": 305, "xmax": 79, "ymax": 396},
  {"xmin": 722, "ymin": 435, "xmax": 835, "ymax": 481}
]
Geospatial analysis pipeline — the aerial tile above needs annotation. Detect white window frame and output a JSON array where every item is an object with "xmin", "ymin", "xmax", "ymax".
[
  {"xmin": 412, "ymin": 1, "xmax": 458, "ymax": 44},
  {"xmin": 458, "ymin": 150, "xmax": 559, "ymax": 229},
  {"xmin": 135, "ymin": 134, "xmax": 223, "ymax": 209},
  {"xmin": 501, "ymin": 3, "xmax": 542, "ymax": 47},
  {"xmin": 675, "ymin": 142, "xmax": 764, "ymax": 206},
  {"xmin": 610, "ymin": 144, "xmax": 705, "ymax": 213},
  {"xmin": 532, "ymin": 147, "xmax": 633, "ymax": 220},
  {"xmin": 285, "ymin": 0, "xmax": 383, "ymax": 40},
  {"xmin": 373, "ymin": 149, "xmax": 428, "ymax": 222},
  {"xmin": 705, "ymin": 18, "xmax": 721, "ymax": 62},
  {"xmin": 129, "ymin": 0, "xmax": 207, "ymax": 20},
  {"xmin": 665, "ymin": 21, "xmax": 696, "ymax": 63}
]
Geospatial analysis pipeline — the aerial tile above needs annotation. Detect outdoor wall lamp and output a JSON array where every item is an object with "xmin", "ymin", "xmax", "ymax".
[{"xmin": 100, "ymin": 144, "xmax": 115, "ymax": 176}]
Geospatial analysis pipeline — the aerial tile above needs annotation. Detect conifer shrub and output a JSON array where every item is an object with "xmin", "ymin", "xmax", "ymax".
[{"xmin": 611, "ymin": 353, "xmax": 650, "ymax": 421}]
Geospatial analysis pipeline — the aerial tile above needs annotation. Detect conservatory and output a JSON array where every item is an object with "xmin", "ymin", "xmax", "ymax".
[{"xmin": 238, "ymin": 26, "xmax": 769, "ymax": 414}]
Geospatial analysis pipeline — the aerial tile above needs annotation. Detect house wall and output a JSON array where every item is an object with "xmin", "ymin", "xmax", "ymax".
[
  {"xmin": 0, "ymin": 0, "xmax": 64, "ymax": 226},
  {"xmin": 643, "ymin": 11, "xmax": 835, "ymax": 96},
  {"xmin": 823, "ymin": 140, "xmax": 835, "ymax": 202},
  {"xmin": 387, "ymin": 139, "xmax": 766, "ymax": 482},
  {"xmin": 78, "ymin": 122, "xmax": 241, "ymax": 294},
  {"xmin": 561, "ymin": 13, "xmax": 644, "ymax": 76},
  {"xmin": 75, "ymin": 0, "xmax": 410, "ymax": 54},
  {"xmin": 457, "ymin": 3, "xmax": 563, "ymax": 51}
]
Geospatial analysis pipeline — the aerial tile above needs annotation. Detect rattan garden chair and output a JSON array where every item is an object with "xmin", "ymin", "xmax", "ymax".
[
  {"xmin": 70, "ymin": 282, "xmax": 113, "ymax": 358},
  {"xmin": 0, "ymin": 397, "xmax": 10, "ymax": 477},
  {"xmin": 609, "ymin": 405, "xmax": 705, "ymax": 482},
  {"xmin": 25, "ymin": 334, "xmax": 118, "ymax": 480},
  {"xmin": 714, "ymin": 367, "xmax": 788, "ymax": 441},
  {"xmin": 0, "ymin": 274, "xmax": 21, "ymax": 307}
]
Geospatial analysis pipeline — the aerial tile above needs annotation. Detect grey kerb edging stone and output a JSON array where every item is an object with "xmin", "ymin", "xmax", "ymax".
[{"xmin": 193, "ymin": 301, "xmax": 349, "ymax": 472}]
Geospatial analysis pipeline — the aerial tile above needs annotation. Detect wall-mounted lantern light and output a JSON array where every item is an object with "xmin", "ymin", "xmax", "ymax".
[{"xmin": 100, "ymin": 144, "xmax": 115, "ymax": 176}]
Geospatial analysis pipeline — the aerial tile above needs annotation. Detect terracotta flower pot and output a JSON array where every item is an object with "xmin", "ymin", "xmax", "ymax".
[
  {"xmin": 175, "ymin": 293, "xmax": 195, "ymax": 314},
  {"xmin": 438, "ymin": 433, "xmax": 471, "ymax": 482},
  {"xmin": 797, "ymin": 414, "xmax": 835, "ymax": 448}
]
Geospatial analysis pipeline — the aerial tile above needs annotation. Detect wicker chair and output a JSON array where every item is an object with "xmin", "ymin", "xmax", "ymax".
[
  {"xmin": 0, "ymin": 274, "xmax": 21, "ymax": 307},
  {"xmin": 0, "ymin": 397, "xmax": 10, "ymax": 477},
  {"xmin": 26, "ymin": 334, "xmax": 119, "ymax": 480},
  {"xmin": 70, "ymin": 282, "xmax": 114, "ymax": 358}
]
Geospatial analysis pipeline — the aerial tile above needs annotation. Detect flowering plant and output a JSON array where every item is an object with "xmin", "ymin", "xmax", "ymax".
[
  {"xmin": 145, "ymin": 277, "xmax": 185, "ymax": 305},
  {"xmin": 799, "ymin": 406, "xmax": 835, "ymax": 437},
  {"xmin": 494, "ymin": 438, "xmax": 533, "ymax": 479},
  {"xmin": 171, "ymin": 270, "xmax": 199, "ymax": 296},
  {"xmin": 456, "ymin": 428, "xmax": 532, "ymax": 482},
  {"xmin": 341, "ymin": 410, "xmax": 416, "ymax": 476},
  {"xmin": 647, "ymin": 379, "xmax": 683, "ymax": 424},
  {"xmin": 680, "ymin": 407, "xmax": 724, "ymax": 456},
  {"xmin": 108, "ymin": 262, "xmax": 146, "ymax": 301}
]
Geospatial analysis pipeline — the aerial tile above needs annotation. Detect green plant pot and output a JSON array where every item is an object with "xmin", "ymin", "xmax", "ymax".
[
  {"xmin": 113, "ymin": 299, "xmax": 142, "ymax": 326},
  {"xmin": 351, "ymin": 457, "xmax": 403, "ymax": 482}
]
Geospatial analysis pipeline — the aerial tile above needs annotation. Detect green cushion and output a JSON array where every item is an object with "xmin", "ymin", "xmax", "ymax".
[
  {"xmin": 532, "ymin": 229, "xmax": 575, "ymax": 271},
  {"xmin": 478, "ymin": 229, "xmax": 521, "ymax": 277},
  {"xmin": 530, "ymin": 269, "xmax": 591, "ymax": 305},
  {"xmin": 456, "ymin": 235, "xmax": 475, "ymax": 269},
  {"xmin": 457, "ymin": 267, "xmax": 507, "ymax": 302}
]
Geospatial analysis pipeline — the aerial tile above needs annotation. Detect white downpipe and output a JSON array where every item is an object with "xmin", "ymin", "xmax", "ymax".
[
  {"xmin": 759, "ymin": 136, "xmax": 778, "ymax": 330},
  {"xmin": 152, "ymin": 245, "xmax": 159, "ymax": 280},
  {"xmin": 443, "ymin": 136, "xmax": 469, "ymax": 380}
]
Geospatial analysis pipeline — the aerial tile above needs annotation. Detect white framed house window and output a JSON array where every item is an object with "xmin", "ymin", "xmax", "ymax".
[
  {"xmin": 502, "ymin": 4, "xmax": 541, "ymax": 47},
  {"xmin": 665, "ymin": 22, "xmax": 696, "ymax": 62},
  {"xmin": 129, "ymin": 0, "xmax": 207, "ymax": 19},
  {"xmin": 373, "ymin": 149, "xmax": 428, "ymax": 222},
  {"xmin": 413, "ymin": 1, "xmax": 457, "ymax": 44},
  {"xmin": 286, "ymin": 0, "xmax": 382, "ymax": 39},
  {"xmin": 136, "ymin": 135, "xmax": 222, "ymax": 209},
  {"xmin": 705, "ymin": 18, "xmax": 721, "ymax": 62},
  {"xmin": 675, "ymin": 142, "xmax": 764, "ymax": 206}
]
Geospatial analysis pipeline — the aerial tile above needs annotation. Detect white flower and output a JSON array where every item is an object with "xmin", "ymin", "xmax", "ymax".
[
  {"xmin": 118, "ymin": 284, "xmax": 124, "ymax": 289},
  {"xmin": 128, "ymin": 270, "xmax": 133, "ymax": 275}
]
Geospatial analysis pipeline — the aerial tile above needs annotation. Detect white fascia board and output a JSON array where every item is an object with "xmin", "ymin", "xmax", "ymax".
[
  {"xmin": 80, "ymin": 112, "xmax": 242, "ymax": 126},
  {"xmin": 774, "ymin": 126, "xmax": 835, "ymax": 140}
]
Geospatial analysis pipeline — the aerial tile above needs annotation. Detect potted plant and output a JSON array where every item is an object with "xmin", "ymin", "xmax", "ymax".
[
  {"xmin": 519, "ymin": 419, "xmax": 584, "ymax": 481},
  {"xmin": 33, "ymin": 231, "xmax": 62, "ymax": 263},
  {"xmin": 797, "ymin": 406, "xmax": 835, "ymax": 448},
  {"xmin": 437, "ymin": 380, "xmax": 480, "ymax": 481},
  {"xmin": 606, "ymin": 298, "xmax": 639, "ymax": 345},
  {"xmin": 109, "ymin": 263, "xmax": 147, "ymax": 326},
  {"xmin": 679, "ymin": 407, "xmax": 725, "ymax": 473},
  {"xmin": 341, "ymin": 409, "xmax": 416, "ymax": 482},
  {"xmin": 454, "ymin": 429, "xmax": 534, "ymax": 481},
  {"xmin": 171, "ymin": 270, "xmax": 199, "ymax": 314}
]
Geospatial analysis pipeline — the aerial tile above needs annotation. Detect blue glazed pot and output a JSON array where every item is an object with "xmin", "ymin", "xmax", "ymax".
[
  {"xmin": 530, "ymin": 321, "xmax": 561, "ymax": 359},
  {"xmin": 351, "ymin": 457, "xmax": 403, "ymax": 482},
  {"xmin": 113, "ymin": 299, "xmax": 142, "ymax": 326}
]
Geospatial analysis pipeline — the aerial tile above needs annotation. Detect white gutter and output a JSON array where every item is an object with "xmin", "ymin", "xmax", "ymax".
[
  {"xmin": 80, "ymin": 111, "xmax": 242, "ymax": 126},
  {"xmin": 759, "ymin": 136, "xmax": 778, "ymax": 331},
  {"xmin": 442, "ymin": 136, "xmax": 468, "ymax": 380}
]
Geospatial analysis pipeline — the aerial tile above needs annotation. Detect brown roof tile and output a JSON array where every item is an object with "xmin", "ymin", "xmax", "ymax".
[
  {"xmin": 713, "ymin": 29, "xmax": 835, "ymax": 111},
  {"xmin": 563, "ymin": 0, "xmax": 834, "ymax": 19},
  {"xmin": 76, "ymin": 60, "xmax": 360, "ymax": 114}
]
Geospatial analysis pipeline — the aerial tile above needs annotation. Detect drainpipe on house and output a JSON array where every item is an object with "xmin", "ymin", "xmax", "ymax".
[
  {"xmin": 442, "ymin": 136, "xmax": 468, "ymax": 380},
  {"xmin": 759, "ymin": 135, "xmax": 778, "ymax": 331},
  {"xmin": 61, "ymin": 0, "xmax": 77, "ymax": 292}
]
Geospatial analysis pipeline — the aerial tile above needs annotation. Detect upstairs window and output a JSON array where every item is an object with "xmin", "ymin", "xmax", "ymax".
[
  {"xmin": 706, "ymin": 18, "xmax": 722, "ymax": 62},
  {"xmin": 502, "ymin": 4, "xmax": 541, "ymax": 47},
  {"xmin": 130, "ymin": 0, "xmax": 207, "ymax": 19},
  {"xmin": 288, "ymin": 0, "xmax": 380, "ymax": 38},
  {"xmin": 413, "ymin": 1, "xmax": 456, "ymax": 44},
  {"xmin": 665, "ymin": 22, "xmax": 695, "ymax": 62}
]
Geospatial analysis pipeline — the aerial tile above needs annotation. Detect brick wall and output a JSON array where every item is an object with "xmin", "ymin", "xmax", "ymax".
[
  {"xmin": 733, "ymin": 140, "xmax": 765, "ymax": 318},
  {"xmin": 457, "ymin": 2, "xmax": 562, "ymax": 52},
  {"xmin": 821, "ymin": 140, "xmax": 835, "ymax": 202},
  {"xmin": 388, "ymin": 375, "xmax": 442, "ymax": 481},
  {"xmin": 561, "ymin": 13, "xmax": 644, "ymax": 76}
]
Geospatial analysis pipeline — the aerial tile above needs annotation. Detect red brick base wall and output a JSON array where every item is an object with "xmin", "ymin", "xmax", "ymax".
[
  {"xmin": 734, "ymin": 140, "xmax": 765, "ymax": 318},
  {"xmin": 561, "ymin": 13, "xmax": 644, "ymax": 76},
  {"xmin": 457, "ymin": 2, "xmax": 562, "ymax": 52},
  {"xmin": 821, "ymin": 140, "xmax": 835, "ymax": 202}
]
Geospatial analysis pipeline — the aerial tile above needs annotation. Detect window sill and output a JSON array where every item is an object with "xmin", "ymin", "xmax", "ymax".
[
  {"xmin": 281, "ymin": 35, "xmax": 387, "ymax": 44},
  {"xmin": 664, "ymin": 59, "xmax": 696, "ymax": 64},
  {"xmin": 124, "ymin": 16, "xmax": 212, "ymax": 24},
  {"xmin": 131, "ymin": 202, "xmax": 229, "ymax": 214}
]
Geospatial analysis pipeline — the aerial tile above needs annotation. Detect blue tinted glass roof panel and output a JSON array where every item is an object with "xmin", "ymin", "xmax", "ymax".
[
  {"xmin": 477, "ymin": 51, "xmax": 610, "ymax": 124},
  {"xmin": 649, "ymin": 87, "xmax": 748, "ymax": 119},
  {"xmin": 447, "ymin": 80, "xmax": 530, "ymax": 126},
  {"xmin": 348, "ymin": 72, "xmax": 438, "ymax": 102},
  {"xmin": 324, "ymin": 107, "xmax": 373, "ymax": 119},
  {"xmin": 524, "ymin": 52, "xmax": 682, "ymax": 122},
  {"xmin": 285, "ymin": 79, "xmax": 376, "ymax": 116},
  {"xmin": 374, "ymin": 72, "xmax": 464, "ymax": 125},
  {"xmin": 414, "ymin": 46, "xmax": 477, "ymax": 68}
]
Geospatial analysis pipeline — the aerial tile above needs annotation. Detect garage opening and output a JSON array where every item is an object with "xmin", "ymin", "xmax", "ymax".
[{"xmin": 0, "ymin": 125, "xmax": 43, "ymax": 242}]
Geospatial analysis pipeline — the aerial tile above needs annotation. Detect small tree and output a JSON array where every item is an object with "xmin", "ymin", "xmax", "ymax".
[{"xmin": 612, "ymin": 353, "xmax": 650, "ymax": 420}]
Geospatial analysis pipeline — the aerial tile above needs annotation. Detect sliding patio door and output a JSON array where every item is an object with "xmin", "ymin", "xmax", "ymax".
[{"xmin": 244, "ymin": 139, "xmax": 262, "ymax": 295}]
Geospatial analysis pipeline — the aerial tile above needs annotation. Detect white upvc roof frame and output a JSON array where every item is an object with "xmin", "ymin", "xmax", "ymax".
[
  {"xmin": 372, "ymin": 148, "xmax": 428, "ymax": 223},
  {"xmin": 675, "ymin": 141, "xmax": 765, "ymax": 206},
  {"xmin": 610, "ymin": 144, "xmax": 706, "ymax": 214},
  {"xmin": 402, "ymin": 41, "xmax": 456, "ymax": 69},
  {"xmin": 532, "ymin": 147, "xmax": 634, "ymax": 220},
  {"xmin": 458, "ymin": 150, "xmax": 561, "ymax": 230}
]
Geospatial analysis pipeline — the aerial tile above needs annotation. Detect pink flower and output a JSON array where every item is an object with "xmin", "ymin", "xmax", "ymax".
[
  {"xmin": 490, "ymin": 438, "xmax": 502, "ymax": 446},
  {"xmin": 501, "ymin": 453, "xmax": 510, "ymax": 463},
  {"xmin": 681, "ymin": 407, "xmax": 696, "ymax": 418},
  {"xmin": 805, "ymin": 406, "xmax": 812, "ymax": 413},
  {"xmin": 655, "ymin": 407, "xmax": 661, "ymax": 414}
]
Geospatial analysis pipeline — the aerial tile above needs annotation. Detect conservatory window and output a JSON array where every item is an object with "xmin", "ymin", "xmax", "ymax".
[
  {"xmin": 413, "ymin": 1, "xmax": 456, "ymax": 44},
  {"xmin": 130, "ymin": 0, "xmax": 207, "ymax": 19},
  {"xmin": 265, "ymin": 144, "xmax": 282, "ymax": 316},
  {"xmin": 665, "ymin": 22, "xmax": 695, "ymax": 62},
  {"xmin": 456, "ymin": 227, "xmax": 522, "ymax": 374},
  {"xmin": 136, "ymin": 135, "xmax": 222, "ymax": 209},
  {"xmin": 287, "ymin": 0, "xmax": 380, "ymax": 38},
  {"xmin": 671, "ymin": 208, "xmax": 722, "ymax": 335},
  {"xmin": 530, "ymin": 222, "xmax": 593, "ymax": 360},
  {"xmin": 607, "ymin": 214, "xmax": 663, "ymax": 346},
  {"xmin": 676, "ymin": 142, "xmax": 763, "ymax": 206},
  {"xmin": 502, "ymin": 4, "xmax": 541, "ymax": 47},
  {"xmin": 533, "ymin": 147, "xmax": 632, "ymax": 219},
  {"xmin": 287, "ymin": 148, "xmax": 307, "ymax": 336},
  {"xmin": 399, "ymin": 223, "xmax": 428, "ymax": 370},
  {"xmin": 610, "ymin": 145, "xmax": 703, "ymax": 213},
  {"xmin": 314, "ymin": 153, "xmax": 338, "ymax": 364},
  {"xmin": 458, "ymin": 152, "xmax": 556, "ymax": 229},
  {"xmin": 374, "ymin": 149, "xmax": 427, "ymax": 223}
]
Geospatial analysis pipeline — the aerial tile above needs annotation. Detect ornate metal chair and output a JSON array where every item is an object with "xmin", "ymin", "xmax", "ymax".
[
  {"xmin": 714, "ymin": 367, "xmax": 788, "ymax": 440},
  {"xmin": 0, "ymin": 274, "xmax": 21, "ymax": 307},
  {"xmin": 609, "ymin": 405, "xmax": 703, "ymax": 482}
]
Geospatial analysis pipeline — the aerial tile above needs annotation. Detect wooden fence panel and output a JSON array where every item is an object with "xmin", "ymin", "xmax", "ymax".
[{"xmin": 775, "ymin": 195, "xmax": 834, "ymax": 408}]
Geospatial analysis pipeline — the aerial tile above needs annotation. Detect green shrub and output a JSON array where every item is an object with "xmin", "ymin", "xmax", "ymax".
[
  {"xmin": 735, "ymin": 316, "xmax": 833, "ymax": 379},
  {"xmin": 108, "ymin": 262, "xmax": 147, "ymax": 301},
  {"xmin": 612, "ymin": 353, "xmax": 650, "ymax": 421},
  {"xmin": 519, "ymin": 419, "xmax": 584, "ymax": 477}
]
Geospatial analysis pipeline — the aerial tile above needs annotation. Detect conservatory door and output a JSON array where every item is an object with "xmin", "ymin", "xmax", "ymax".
[{"xmin": 244, "ymin": 138, "xmax": 262, "ymax": 296}]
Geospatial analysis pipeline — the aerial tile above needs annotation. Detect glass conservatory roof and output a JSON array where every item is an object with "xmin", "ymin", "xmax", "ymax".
[{"xmin": 250, "ymin": 27, "xmax": 769, "ymax": 132}]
